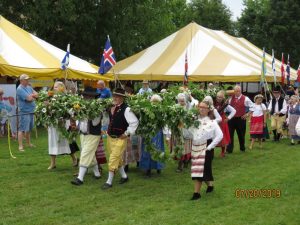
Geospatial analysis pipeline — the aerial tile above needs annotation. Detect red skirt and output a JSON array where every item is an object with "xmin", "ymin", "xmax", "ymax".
[
  {"xmin": 250, "ymin": 116, "xmax": 264, "ymax": 134},
  {"xmin": 217, "ymin": 115, "xmax": 230, "ymax": 147},
  {"xmin": 95, "ymin": 138, "xmax": 107, "ymax": 164}
]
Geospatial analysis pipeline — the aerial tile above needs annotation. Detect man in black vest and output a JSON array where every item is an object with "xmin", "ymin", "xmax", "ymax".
[
  {"xmin": 267, "ymin": 86, "xmax": 287, "ymax": 141},
  {"xmin": 71, "ymin": 87, "xmax": 103, "ymax": 186},
  {"xmin": 102, "ymin": 88, "xmax": 139, "ymax": 190}
]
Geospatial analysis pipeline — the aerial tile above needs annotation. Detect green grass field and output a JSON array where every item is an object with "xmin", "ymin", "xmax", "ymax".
[{"xmin": 0, "ymin": 128, "xmax": 299, "ymax": 225}]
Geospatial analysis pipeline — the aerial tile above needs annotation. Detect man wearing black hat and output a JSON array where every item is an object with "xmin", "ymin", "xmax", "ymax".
[
  {"xmin": 102, "ymin": 88, "xmax": 139, "ymax": 190},
  {"xmin": 267, "ymin": 86, "xmax": 287, "ymax": 141},
  {"xmin": 71, "ymin": 87, "xmax": 102, "ymax": 185}
]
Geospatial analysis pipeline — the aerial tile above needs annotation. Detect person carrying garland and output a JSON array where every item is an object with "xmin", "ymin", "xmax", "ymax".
[
  {"xmin": 102, "ymin": 88, "xmax": 139, "ymax": 190},
  {"xmin": 188, "ymin": 100, "xmax": 223, "ymax": 200}
]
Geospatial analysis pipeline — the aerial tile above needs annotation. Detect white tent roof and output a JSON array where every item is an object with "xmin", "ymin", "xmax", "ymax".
[{"xmin": 109, "ymin": 22, "xmax": 297, "ymax": 82}]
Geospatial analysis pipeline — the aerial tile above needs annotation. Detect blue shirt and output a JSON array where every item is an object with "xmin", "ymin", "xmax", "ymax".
[
  {"xmin": 0, "ymin": 101, "xmax": 12, "ymax": 112},
  {"xmin": 17, "ymin": 85, "xmax": 36, "ymax": 113},
  {"xmin": 96, "ymin": 88, "xmax": 112, "ymax": 99},
  {"xmin": 138, "ymin": 87, "xmax": 152, "ymax": 95}
]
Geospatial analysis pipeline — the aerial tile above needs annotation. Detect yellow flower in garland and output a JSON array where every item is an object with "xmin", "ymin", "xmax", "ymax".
[{"xmin": 73, "ymin": 103, "xmax": 81, "ymax": 110}]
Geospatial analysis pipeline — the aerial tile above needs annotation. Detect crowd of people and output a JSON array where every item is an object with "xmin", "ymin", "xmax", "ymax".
[{"xmin": 5, "ymin": 74, "xmax": 300, "ymax": 201}]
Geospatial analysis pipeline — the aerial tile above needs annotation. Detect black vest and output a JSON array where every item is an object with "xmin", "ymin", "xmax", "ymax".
[
  {"xmin": 270, "ymin": 97, "xmax": 284, "ymax": 115},
  {"xmin": 108, "ymin": 103, "xmax": 129, "ymax": 137},
  {"xmin": 88, "ymin": 119, "xmax": 102, "ymax": 135}
]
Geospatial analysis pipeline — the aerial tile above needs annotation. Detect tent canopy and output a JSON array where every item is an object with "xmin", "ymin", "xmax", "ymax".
[
  {"xmin": 109, "ymin": 22, "xmax": 297, "ymax": 82},
  {"xmin": 0, "ymin": 16, "xmax": 112, "ymax": 81}
]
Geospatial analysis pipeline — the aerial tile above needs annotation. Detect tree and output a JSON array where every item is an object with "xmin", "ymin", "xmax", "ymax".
[
  {"xmin": 237, "ymin": 0, "xmax": 300, "ymax": 67},
  {"xmin": 186, "ymin": 0, "xmax": 234, "ymax": 34}
]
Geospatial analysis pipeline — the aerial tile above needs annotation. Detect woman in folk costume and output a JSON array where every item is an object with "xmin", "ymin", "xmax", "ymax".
[
  {"xmin": 123, "ymin": 135, "xmax": 142, "ymax": 172},
  {"xmin": 48, "ymin": 81, "xmax": 79, "ymax": 170},
  {"xmin": 203, "ymin": 96, "xmax": 222, "ymax": 123},
  {"xmin": 188, "ymin": 101, "xmax": 223, "ymax": 200},
  {"xmin": 287, "ymin": 95, "xmax": 300, "ymax": 145},
  {"xmin": 71, "ymin": 88, "xmax": 104, "ymax": 185},
  {"xmin": 249, "ymin": 94, "xmax": 267, "ymax": 149},
  {"xmin": 102, "ymin": 88, "xmax": 139, "ymax": 190},
  {"xmin": 123, "ymin": 86, "xmax": 142, "ymax": 172},
  {"xmin": 169, "ymin": 93, "xmax": 193, "ymax": 172},
  {"xmin": 214, "ymin": 90, "xmax": 236, "ymax": 157},
  {"xmin": 140, "ymin": 94, "xmax": 165, "ymax": 177}
]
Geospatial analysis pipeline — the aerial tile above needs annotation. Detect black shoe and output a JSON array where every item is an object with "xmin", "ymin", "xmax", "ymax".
[
  {"xmin": 145, "ymin": 169, "xmax": 151, "ymax": 177},
  {"xmin": 190, "ymin": 193, "xmax": 201, "ymax": 200},
  {"xmin": 71, "ymin": 178, "xmax": 83, "ymax": 186},
  {"xmin": 176, "ymin": 168, "xmax": 183, "ymax": 173},
  {"xmin": 136, "ymin": 161, "xmax": 140, "ymax": 168},
  {"xmin": 124, "ymin": 165, "xmax": 129, "ymax": 172},
  {"xmin": 101, "ymin": 183, "xmax": 112, "ymax": 190},
  {"xmin": 94, "ymin": 175, "xmax": 101, "ymax": 179},
  {"xmin": 157, "ymin": 169, "xmax": 161, "ymax": 174},
  {"xmin": 119, "ymin": 177, "xmax": 129, "ymax": 184},
  {"xmin": 206, "ymin": 186, "xmax": 214, "ymax": 193}
]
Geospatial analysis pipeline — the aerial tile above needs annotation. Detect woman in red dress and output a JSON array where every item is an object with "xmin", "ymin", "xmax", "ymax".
[{"xmin": 214, "ymin": 90, "xmax": 236, "ymax": 157}]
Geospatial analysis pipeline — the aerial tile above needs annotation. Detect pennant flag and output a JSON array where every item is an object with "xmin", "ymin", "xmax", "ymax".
[
  {"xmin": 184, "ymin": 51, "xmax": 188, "ymax": 85},
  {"xmin": 61, "ymin": 44, "xmax": 70, "ymax": 70},
  {"xmin": 280, "ymin": 53, "xmax": 285, "ymax": 85},
  {"xmin": 260, "ymin": 47, "xmax": 267, "ymax": 86},
  {"xmin": 286, "ymin": 54, "xmax": 290, "ymax": 86},
  {"xmin": 271, "ymin": 49, "xmax": 276, "ymax": 85},
  {"xmin": 99, "ymin": 36, "xmax": 116, "ymax": 74},
  {"xmin": 297, "ymin": 64, "xmax": 300, "ymax": 82}
]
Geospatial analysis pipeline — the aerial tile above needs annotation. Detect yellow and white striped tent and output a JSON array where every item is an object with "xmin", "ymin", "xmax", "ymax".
[
  {"xmin": 109, "ymin": 22, "xmax": 297, "ymax": 82},
  {"xmin": 0, "ymin": 16, "xmax": 112, "ymax": 81}
]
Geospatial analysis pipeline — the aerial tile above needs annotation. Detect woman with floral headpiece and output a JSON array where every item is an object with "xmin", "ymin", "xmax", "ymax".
[
  {"xmin": 188, "ymin": 100, "xmax": 223, "ymax": 200},
  {"xmin": 249, "ymin": 94, "xmax": 267, "ymax": 149},
  {"xmin": 47, "ymin": 81, "xmax": 79, "ymax": 170}
]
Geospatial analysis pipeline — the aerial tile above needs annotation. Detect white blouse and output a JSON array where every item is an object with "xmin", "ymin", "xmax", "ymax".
[
  {"xmin": 250, "ymin": 104, "xmax": 266, "ymax": 117},
  {"xmin": 188, "ymin": 116, "xmax": 223, "ymax": 150}
]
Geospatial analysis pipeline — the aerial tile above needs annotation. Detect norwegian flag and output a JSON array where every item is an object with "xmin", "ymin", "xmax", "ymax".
[
  {"xmin": 280, "ymin": 53, "xmax": 285, "ymax": 85},
  {"xmin": 61, "ymin": 44, "xmax": 70, "ymax": 70},
  {"xmin": 286, "ymin": 54, "xmax": 290, "ymax": 86},
  {"xmin": 99, "ymin": 36, "xmax": 116, "ymax": 74},
  {"xmin": 184, "ymin": 52, "xmax": 188, "ymax": 85}
]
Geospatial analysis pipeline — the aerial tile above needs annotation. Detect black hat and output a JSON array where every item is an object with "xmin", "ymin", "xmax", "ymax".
[
  {"xmin": 112, "ymin": 88, "xmax": 126, "ymax": 97},
  {"xmin": 272, "ymin": 86, "xmax": 281, "ymax": 93},
  {"xmin": 81, "ymin": 86, "xmax": 100, "ymax": 97}
]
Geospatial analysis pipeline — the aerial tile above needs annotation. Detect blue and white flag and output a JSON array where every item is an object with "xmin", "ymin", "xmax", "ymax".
[
  {"xmin": 61, "ymin": 44, "xmax": 70, "ymax": 70},
  {"xmin": 99, "ymin": 36, "xmax": 116, "ymax": 74},
  {"xmin": 271, "ymin": 49, "xmax": 276, "ymax": 85}
]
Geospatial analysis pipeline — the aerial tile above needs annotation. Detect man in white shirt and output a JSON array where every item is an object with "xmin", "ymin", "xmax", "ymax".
[
  {"xmin": 102, "ymin": 88, "xmax": 139, "ymax": 190},
  {"xmin": 227, "ymin": 85, "xmax": 254, "ymax": 153},
  {"xmin": 267, "ymin": 86, "xmax": 287, "ymax": 141}
]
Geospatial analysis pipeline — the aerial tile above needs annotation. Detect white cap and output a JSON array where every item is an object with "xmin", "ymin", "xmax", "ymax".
[{"xmin": 19, "ymin": 74, "xmax": 30, "ymax": 80}]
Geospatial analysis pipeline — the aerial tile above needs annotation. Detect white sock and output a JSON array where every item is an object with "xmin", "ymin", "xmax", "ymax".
[
  {"xmin": 119, "ymin": 166, "xmax": 127, "ymax": 179},
  {"xmin": 93, "ymin": 164, "xmax": 101, "ymax": 177},
  {"xmin": 106, "ymin": 171, "xmax": 114, "ymax": 185},
  {"xmin": 77, "ymin": 167, "xmax": 87, "ymax": 182}
]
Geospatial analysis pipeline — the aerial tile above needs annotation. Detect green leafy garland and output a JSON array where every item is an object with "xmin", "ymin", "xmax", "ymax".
[
  {"xmin": 35, "ymin": 85, "xmax": 218, "ymax": 162},
  {"xmin": 35, "ymin": 91, "xmax": 112, "ymax": 141}
]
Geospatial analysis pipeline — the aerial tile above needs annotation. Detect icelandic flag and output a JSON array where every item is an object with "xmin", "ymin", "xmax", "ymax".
[
  {"xmin": 286, "ymin": 54, "xmax": 290, "ymax": 86},
  {"xmin": 280, "ymin": 53, "xmax": 285, "ymax": 85},
  {"xmin": 260, "ymin": 48, "xmax": 266, "ymax": 86},
  {"xmin": 271, "ymin": 49, "xmax": 276, "ymax": 85},
  {"xmin": 99, "ymin": 36, "xmax": 116, "ymax": 74},
  {"xmin": 61, "ymin": 44, "xmax": 70, "ymax": 70},
  {"xmin": 184, "ymin": 51, "xmax": 188, "ymax": 85}
]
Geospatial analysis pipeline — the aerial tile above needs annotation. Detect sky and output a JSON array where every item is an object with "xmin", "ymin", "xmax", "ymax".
[{"xmin": 222, "ymin": 0, "xmax": 245, "ymax": 21}]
